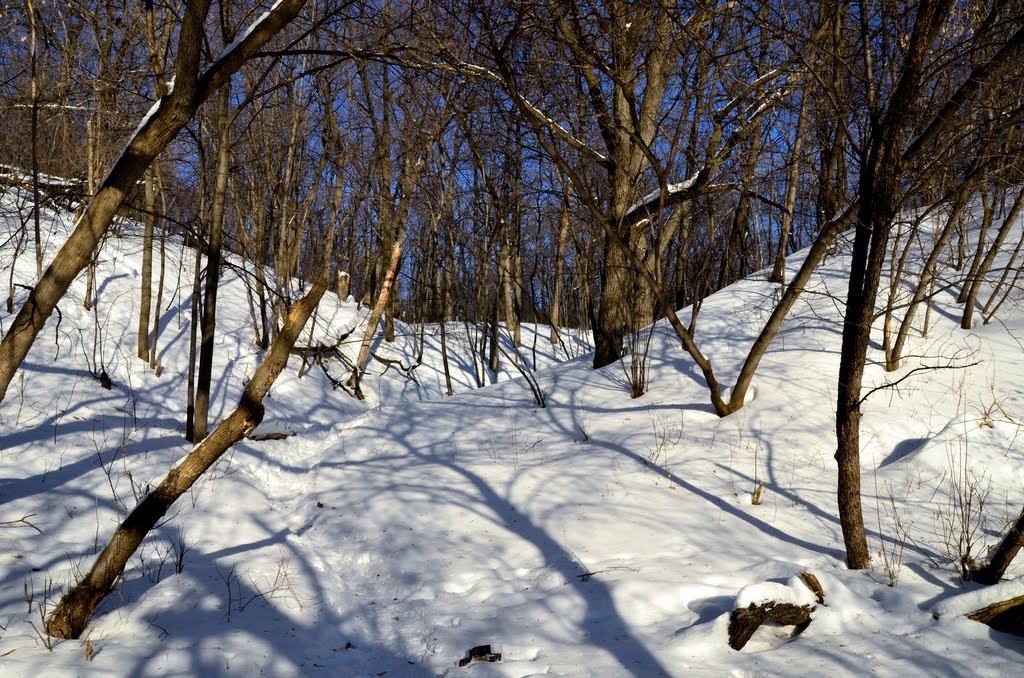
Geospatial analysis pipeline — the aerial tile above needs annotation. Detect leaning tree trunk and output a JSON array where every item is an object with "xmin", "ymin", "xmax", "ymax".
[
  {"xmin": 884, "ymin": 182, "xmax": 974, "ymax": 370},
  {"xmin": 45, "ymin": 274, "xmax": 329, "ymax": 640},
  {"xmin": 956, "ymin": 191, "xmax": 995, "ymax": 305},
  {"xmin": 0, "ymin": 0, "xmax": 306, "ymax": 403},
  {"xmin": 970, "ymin": 508, "xmax": 1024, "ymax": 585},
  {"xmin": 348, "ymin": 234, "xmax": 403, "ymax": 398}
]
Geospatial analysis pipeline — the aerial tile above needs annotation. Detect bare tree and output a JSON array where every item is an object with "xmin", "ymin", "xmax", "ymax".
[
  {"xmin": 961, "ymin": 186, "xmax": 1024, "ymax": 329},
  {"xmin": 834, "ymin": 0, "xmax": 1024, "ymax": 569},
  {"xmin": 46, "ymin": 264, "xmax": 333, "ymax": 640},
  {"xmin": 0, "ymin": 0, "xmax": 308, "ymax": 403},
  {"xmin": 192, "ymin": 83, "xmax": 232, "ymax": 441},
  {"xmin": 138, "ymin": 0, "xmax": 173, "ymax": 361}
]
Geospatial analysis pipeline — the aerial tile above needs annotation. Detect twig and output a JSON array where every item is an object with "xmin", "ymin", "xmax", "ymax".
[
  {"xmin": 860, "ymin": 361, "xmax": 981, "ymax": 407},
  {"xmin": 1, "ymin": 513, "xmax": 42, "ymax": 534}
]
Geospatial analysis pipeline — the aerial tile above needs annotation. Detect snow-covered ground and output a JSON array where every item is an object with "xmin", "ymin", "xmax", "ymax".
[{"xmin": 1, "ymin": 190, "xmax": 1023, "ymax": 676}]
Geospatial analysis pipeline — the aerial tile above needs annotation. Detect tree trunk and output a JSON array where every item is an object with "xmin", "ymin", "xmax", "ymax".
[
  {"xmin": 185, "ymin": 214, "xmax": 203, "ymax": 442},
  {"xmin": 961, "ymin": 187, "xmax": 1024, "ymax": 329},
  {"xmin": 45, "ymin": 274, "xmax": 329, "ymax": 640},
  {"xmin": 27, "ymin": 0, "xmax": 43, "ymax": 278},
  {"xmin": 885, "ymin": 187, "xmax": 972, "ymax": 370},
  {"xmin": 718, "ymin": 130, "xmax": 762, "ymax": 290},
  {"xmin": 348, "ymin": 234, "xmax": 403, "ymax": 397},
  {"xmin": 834, "ymin": 0, "xmax": 955, "ymax": 570},
  {"xmin": 439, "ymin": 311, "xmax": 453, "ymax": 397},
  {"xmin": 138, "ymin": 0, "xmax": 167, "ymax": 362},
  {"xmin": 769, "ymin": 89, "xmax": 808, "ymax": 284},
  {"xmin": 499, "ymin": 235, "xmax": 518, "ymax": 348},
  {"xmin": 956, "ymin": 191, "xmax": 994, "ymax": 305},
  {"xmin": 551, "ymin": 175, "xmax": 571, "ymax": 345},
  {"xmin": 834, "ymin": 168, "xmax": 890, "ymax": 570},
  {"xmin": 488, "ymin": 295, "xmax": 501, "ymax": 375},
  {"xmin": 594, "ymin": 225, "xmax": 629, "ymax": 368},
  {"xmin": 194, "ymin": 85, "xmax": 231, "ymax": 441},
  {"xmin": 0, "ymin": 0, "xmax": 306, "ymax": 403},
  {"xmin": 149, "ymin": 176, "xmax": 168, "ymax": 369},
  {"xmin": 971, "ymin": 508, "xmax": 1024, "ymax": 585},
  {"xmin": 982, "ymin": 226, "xmax": 1024, "ymax": 323},
  {"xmin": 138, "ymin": 169, "xmax": 156, "ymax": 360}
]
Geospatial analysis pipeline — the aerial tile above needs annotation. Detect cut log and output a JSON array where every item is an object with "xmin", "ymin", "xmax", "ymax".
[{"xmin": 800, "ymin": 571, "xmax": 825, "ymax": 604}]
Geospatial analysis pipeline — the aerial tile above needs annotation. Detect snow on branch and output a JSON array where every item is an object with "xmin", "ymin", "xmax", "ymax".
[
  {"xmin": 714, "ymin": 68, "xmax": 787, "ymax": 122},
  {"xmin": 624, "ymin": 83, "xmax": 785, "ymax": 226},
  {"xmin": 118, "ymin": 0, "xmax": 302, "ymax": 156},
  {"xmin": 219, "ymin": 0, "xmax": 287, "ymax": 59},
  {"xmin": 624, "ymin": 174, "xmax": 701, "ymax": 221},
  {"xmin": 195, "ymin": 0, "xmax": 305, "ymax": 103}
]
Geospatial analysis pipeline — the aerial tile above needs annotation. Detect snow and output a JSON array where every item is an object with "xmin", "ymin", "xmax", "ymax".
[
  {"xmin": 2, "ymin": 187, "xmax": 1024, "ymax": 675},
  {"xmin": 933, "ymin": 578, "xmax": 1024, "ymax": 619},
  {"xmin": 0, "ymin": 165, "xmax": 82, "ymax": 188},
  {"xmin": 626, "ymin": 174, "xmax": 700, "ymax": 218},
  {"xmin": 734, "ymin": 576, "xmax": 817, "ymax": 609},
  {"xmin": 217, "ymin": 0, "xmax": 284, "ymax": 62},
  {"xmin": 131, "ymin": 97, "xmax": 163, "ymax": 139}
]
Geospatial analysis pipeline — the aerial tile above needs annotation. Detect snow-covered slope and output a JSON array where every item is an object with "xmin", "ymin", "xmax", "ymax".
[{"xmin": 2, "ymin": 189, "xmax": 1023, "ymax": 676}]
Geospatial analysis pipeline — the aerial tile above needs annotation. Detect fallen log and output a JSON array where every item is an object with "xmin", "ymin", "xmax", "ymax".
[
  {"xmin": 932, "ymin": 578, "xmax": 1024, "ymax": 635},
  {"xmin": 727, "ymin": 572, "xmax": 823, "ymax": 651},
  {"xmin": 728, "ymin": 601, "xmax": 814, "ymax": 651}
]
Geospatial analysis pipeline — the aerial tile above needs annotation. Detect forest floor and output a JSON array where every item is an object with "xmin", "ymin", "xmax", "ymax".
[{"xmin": 2, "ymin": 191, "xmax": 1024, "ymax": 676}]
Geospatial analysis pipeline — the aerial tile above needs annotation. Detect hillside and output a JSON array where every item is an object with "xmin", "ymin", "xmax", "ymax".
[{"xmin": 2, "ymin": 189, "xmax": 1024, "ymax": 676}]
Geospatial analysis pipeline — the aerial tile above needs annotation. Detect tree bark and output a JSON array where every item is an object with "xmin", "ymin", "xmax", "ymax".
[
  {"xmin": 769, "ymin": 89, "xmax": 809, "ymax": 284},
  {"xmin": 884, "ymin": 183, "xmax": 973, "ymax": 370},
  {"xmin": 835, "ymin": 0, "xmax": 954, "ymax": 570},
  {"xmin": 138, "ymin": 0, "xmax": 168, "ymax": 361},
  {"xmin": 348, "ymin": 234, "xmax": 403, "ymax": 397},
  {"xmin": 728, "ymin": 601, "xmax": 814, "ymax": 651},
  {"xmin": 149, "ymin": 175, "xmax": 169, "ymax": 369},
  {"xmin": 957, "ymin": 191, "xmax": 996, "ymax": 306},
  {"xmin": 27, "ymin": 0, "xmax": 43, "ymax": 278},
  {"xmin": 137, "ymin": 169, "xmax": 156, "ymax": 360},
  {"xmin": 194, "ymin": 84, "xmax": 232, "ymax": 441},
  {"xmin": 971, "ymin": 508, "xmax": 1024, "ymax": 585},
  {"xmin": 961, "ymin": 187, "xmax": 1024, "ymax": 329},
  {"xmin": 45, "ymin": 274, "xmax": 329, "ymax": 640},
  {"xmin": 0, "ymin": 0, "xmax": 307, "ymax": 403},
  {"xmin": 550, "ymin": 175, "xmax": 571, "ymax": 346}
]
